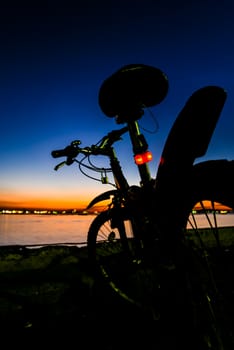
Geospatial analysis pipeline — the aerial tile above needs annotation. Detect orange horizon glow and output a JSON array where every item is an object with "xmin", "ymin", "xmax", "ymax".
[
  {"xmin": 1, "ymin": 198, "xmax": 232, "ymax": 212},
  {"xmin": 0, "ymin": 180, "xmax": 107, "ymax": 211},
  {"xmin": 193, "ymin": 200, "xmax": 232, "ymax": 211},
  {"xmin": 0, "ymin": 198, "xmax": 91, "ymax": 210}
]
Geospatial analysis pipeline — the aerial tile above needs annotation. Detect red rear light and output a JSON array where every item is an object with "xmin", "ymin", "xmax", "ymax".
[
  {"xmin": 134, "ymin": 151, "xmax": 153, "ymax": 165},
  {"xmin": 159, "ymin": 156, "xmax": 165, "ymax": 165}
]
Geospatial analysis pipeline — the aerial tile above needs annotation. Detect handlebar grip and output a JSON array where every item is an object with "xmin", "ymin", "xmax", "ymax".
[
  {"xmin": 51, "ymin": 144, "xmax": 80, "ymax": 159},
  {"xmin": 51, "ymin": 149, "xmax": 68, "ymax": 158}
]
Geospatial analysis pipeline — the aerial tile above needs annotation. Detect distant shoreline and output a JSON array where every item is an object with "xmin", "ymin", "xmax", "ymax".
[
  {"xmin": 0, "ymin": 209, "xmax": 101, "ymax": 215},
  {"xmin": 1, "ymin": 208, "xmax": 234, "ymax": 216}
]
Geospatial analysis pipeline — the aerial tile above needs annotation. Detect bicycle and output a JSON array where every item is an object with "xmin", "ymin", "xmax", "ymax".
[{"xmin": 51, "ymin": 64, "xmax": 234, "ymax": 348}]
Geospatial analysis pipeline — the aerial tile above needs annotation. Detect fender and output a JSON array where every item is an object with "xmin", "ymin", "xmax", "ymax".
[
  {"xmin": 156, "ymin": 86, "xmax": 227, "ymax": 183},
  {"xmin": 86, "ymin": 190, "xmax": 119, "ymax": 209},
  {"xmin": 153, "ymin": 87, "xmax": 227, "ymax": 232}
]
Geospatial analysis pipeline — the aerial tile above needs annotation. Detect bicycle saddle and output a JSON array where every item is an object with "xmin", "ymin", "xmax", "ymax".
[{"xmin": 98, "ymin": 64, "xmax": 169, "ymax": 119}]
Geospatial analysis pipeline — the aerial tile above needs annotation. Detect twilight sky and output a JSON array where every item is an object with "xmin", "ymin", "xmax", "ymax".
[{"xmin": 1, "ymin": 0, "xmax": 234, "ymax": 209}]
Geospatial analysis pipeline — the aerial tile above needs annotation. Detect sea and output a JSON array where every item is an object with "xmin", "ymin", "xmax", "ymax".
[
  {"xmin": 0, "ymin": 214, "xmax": 94, "ymax": 247},
  {"xmin": 0, "ymin": 213, "xmax": 234, "ymax": 247}
]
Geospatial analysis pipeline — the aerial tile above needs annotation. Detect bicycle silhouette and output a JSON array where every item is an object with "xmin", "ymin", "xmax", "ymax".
[{"xmin": 52, "ymin": 64, "xmax": 234, "ymax": 348}]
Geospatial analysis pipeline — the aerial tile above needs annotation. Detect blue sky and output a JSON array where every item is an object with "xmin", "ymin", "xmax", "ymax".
[{"xmin": 1, "ymin": 0, "xmax": 234, "ymax": 209}]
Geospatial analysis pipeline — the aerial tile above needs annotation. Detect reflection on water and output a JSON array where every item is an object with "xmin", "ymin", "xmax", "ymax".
[
  {"xmin": 0, "ymin": 213, "xmax": 234, "ymax": 246},
  {"xmin": 187, "ymin": 213, "xmax": 234, "ymax": 229},
  {"xmin": 0, "ymin": 214, "xmax": 94, "ymax": 246}
]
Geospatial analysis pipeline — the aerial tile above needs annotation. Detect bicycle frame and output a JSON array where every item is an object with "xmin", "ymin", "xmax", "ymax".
[
  {"xmin": 86, "ymin": 119, "xmax": 153, "ymax": 209},
  {"xmin": 89, "ymin": 84, "xmax": 227, "ymax": 240},
  {"xmin": 52, "ymin": 85, "xmax": 227, "ymax": 245},
  {"xmin": 51, "ymin": 83, "xmax": 227, "ymax": 250}
]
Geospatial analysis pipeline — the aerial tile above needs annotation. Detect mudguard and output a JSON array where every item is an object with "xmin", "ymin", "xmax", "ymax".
[
  {"xmin": 156, "ymin": 86, "xmax": 227, "ymax": 181},
  {"xmin": 86, "ymin": 190, "xmax": 119, "ymax": 209},
  {"xmin": 152, "ymin": 87, "xmax": 227, "ymax": 238}
]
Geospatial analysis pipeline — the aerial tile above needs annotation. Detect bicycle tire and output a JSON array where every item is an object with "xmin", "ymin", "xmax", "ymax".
[
  {"xmin": 87, "ymin": 208, "xmax": 161, "ymax": 313},
  {"xmin": 183, "ymin": 159, "xmax": 234, "ymax": 349},
  {"xmin": 156, "ymin": 159, "xmax": 234, "ymax": 349},
  {"xmin": 87, "ymin": 208, "xmax": 133, "ymax": 269}
]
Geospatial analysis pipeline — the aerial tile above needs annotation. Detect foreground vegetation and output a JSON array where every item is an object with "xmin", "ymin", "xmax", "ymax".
[{"xmin": 0, "ymin": 227, "xmax": 234, "ymax": 347}]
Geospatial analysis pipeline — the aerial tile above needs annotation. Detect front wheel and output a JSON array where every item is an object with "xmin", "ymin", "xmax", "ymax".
[
  {"xmin": 87, "ymin": 208, "xmax": 134, "ymax": 265},
  {"xmin": 87, "ymin": 208, "xmax": 161, "ymax": 314}
]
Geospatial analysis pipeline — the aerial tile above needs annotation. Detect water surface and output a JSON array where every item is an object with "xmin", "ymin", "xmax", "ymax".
[
  {"xmin": 1, "ymin": 213, "xmax": 234, "ymax": 247},
  {"xmin": 0, "ymin": 214, "xmax": 94, "ymax": 246}
]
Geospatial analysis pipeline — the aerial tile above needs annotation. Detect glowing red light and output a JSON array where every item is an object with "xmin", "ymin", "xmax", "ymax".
[
  {"xmin": 134, "ymin": 151, "xmax": 153, "ymax": 165},
  {"xmin": 159, "ymin": 156, "xmax": 165, "ymax": 165}
]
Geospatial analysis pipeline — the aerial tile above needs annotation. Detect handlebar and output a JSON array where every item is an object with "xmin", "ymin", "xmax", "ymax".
[
  {"xmin": 97, "ymin": 126, "xmax": 128, "ymax": 149},
  {"xmin": 51, "ymin": 126, "xmax": 128, "ymax": 159}
]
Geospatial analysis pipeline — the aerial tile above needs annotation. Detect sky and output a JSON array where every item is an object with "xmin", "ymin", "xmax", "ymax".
[{"xmin": 1, "ymin": 0, "xmax": 234, "ymax": 210}]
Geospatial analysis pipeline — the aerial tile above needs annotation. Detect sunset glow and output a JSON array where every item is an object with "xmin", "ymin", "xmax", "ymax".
[
  {"xmin": 1, "ymin": 194, "xmax": 233, "ymax": 214},
  {"xmin": 1, "ymin": 2, "xmax": 234, "ymax": 214},
  {"xmin": 193, "ymin": 200, "xmax": 232, "ymax": 212},
  {"xmin": 0, "ymin": 192, "xmax": 92, "ymax": 210}
]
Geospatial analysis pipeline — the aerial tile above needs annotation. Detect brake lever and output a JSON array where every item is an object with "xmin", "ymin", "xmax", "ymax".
[{"xmin": 54, "ymin": 161, "xmax": 67, "ymax": 171}]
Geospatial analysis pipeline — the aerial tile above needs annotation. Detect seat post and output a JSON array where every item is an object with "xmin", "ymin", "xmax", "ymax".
[{"xmin": 127, "ymin": 119, "xmax": 152, "ymax": 186}]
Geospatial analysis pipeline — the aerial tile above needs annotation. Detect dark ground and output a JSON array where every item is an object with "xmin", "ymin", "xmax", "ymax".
[
  {"xmin": 0, "ymin": 245, "xmax": 144, "ymax": 325},
  {"xmin": 0, "ymin": 242, "xmax": 234, "ymax": 348}
]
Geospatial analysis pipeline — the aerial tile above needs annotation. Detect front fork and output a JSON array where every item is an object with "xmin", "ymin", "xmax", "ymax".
[{"xmin": 126, "ymin": 184, "xmax": 159, "ymax": 260}]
